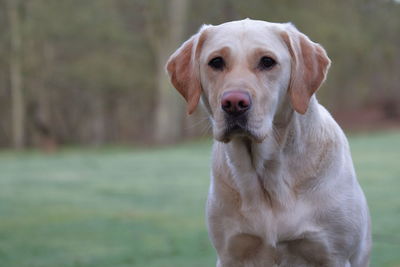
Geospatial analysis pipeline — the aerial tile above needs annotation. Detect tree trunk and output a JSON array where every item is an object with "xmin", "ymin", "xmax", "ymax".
[
  {"xmin": 152, "ymin": 0, "xmax": 188, "ymax": 144},
  {"xmin": 91, "ymin": 94, "xmax": 106, "ymax": 146},
  {"xmin": 7, "ymin": 0, "xmax": 25, "ymax": 149}
]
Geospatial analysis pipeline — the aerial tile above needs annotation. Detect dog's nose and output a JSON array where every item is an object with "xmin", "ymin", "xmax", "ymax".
[{"xmin": 221, "ymin": 91, "xmax": 251, "ymax": 116}]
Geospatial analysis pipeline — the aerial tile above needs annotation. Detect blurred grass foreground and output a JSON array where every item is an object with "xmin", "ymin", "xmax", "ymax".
[{"xmin": 0, "ymin": 131, "xmax": 399, "ymax": 267}]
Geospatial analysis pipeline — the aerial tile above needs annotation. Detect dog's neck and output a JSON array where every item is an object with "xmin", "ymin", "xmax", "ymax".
[{"xmin": 224, "ymin": 97, "xmax": 323, "ymax": 209}]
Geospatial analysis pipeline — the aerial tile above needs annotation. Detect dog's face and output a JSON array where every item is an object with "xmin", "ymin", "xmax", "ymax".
[
  {"xmin": 198, "ymin": 21, "xmax": 292, "ymax": 142},
  {"xmin": 167, "ymin": 19, "xmax": 330, "ymax": 143}
]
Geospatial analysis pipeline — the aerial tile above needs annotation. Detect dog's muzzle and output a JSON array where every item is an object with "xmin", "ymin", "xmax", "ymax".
[{"xmin": 220, "ymin": 90, "xmax": 253, "ymax": 141}]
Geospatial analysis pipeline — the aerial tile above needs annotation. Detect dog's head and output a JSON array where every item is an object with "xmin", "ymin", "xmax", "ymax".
[{"xmin": 166, "ymin": 19, "xmax": 330, "ymax": 143}]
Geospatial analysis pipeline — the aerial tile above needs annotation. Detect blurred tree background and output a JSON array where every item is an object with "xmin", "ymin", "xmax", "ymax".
[{"xmin": 0, "ymin": 0, "xmax": 399, "ymax": 149}]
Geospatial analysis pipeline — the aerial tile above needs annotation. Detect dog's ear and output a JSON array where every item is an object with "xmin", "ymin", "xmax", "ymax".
[
  {"xmin": 281, "ymin": 25, "xmax": 331, "ymax": 114},
  {"xmin": 166, "ymin": 27, "xmax": 208, "ymax": 115}
]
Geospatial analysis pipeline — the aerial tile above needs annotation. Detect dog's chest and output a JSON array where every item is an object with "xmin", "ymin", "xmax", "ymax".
[
  {"xmin": 221, "ymin": 143, "xmax": 334, "ymax": 265},
  {"xmin": 239, "ymin": 194, "xmax": 315, "ymax": 240}
]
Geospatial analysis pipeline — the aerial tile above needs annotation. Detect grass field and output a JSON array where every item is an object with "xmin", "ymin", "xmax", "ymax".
[{"xmin": 0, "ymin": 131, "xmax": 399, "ymax": 267}]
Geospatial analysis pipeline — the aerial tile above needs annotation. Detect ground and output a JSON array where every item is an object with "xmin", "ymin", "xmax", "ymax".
[{"xmin": 0, "ymin": 131, "xmax": 399, "ymax": 267}]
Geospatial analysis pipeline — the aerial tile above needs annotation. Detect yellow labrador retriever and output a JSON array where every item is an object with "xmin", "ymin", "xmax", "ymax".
[{"xmin": 166, "ymin": 19, "xmax": 371, "ymax": 267}]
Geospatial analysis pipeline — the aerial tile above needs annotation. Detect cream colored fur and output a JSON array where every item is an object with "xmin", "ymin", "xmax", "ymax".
[{"xmin": 166, "ymin": 19, "xmax": 371, "ymax": 267}]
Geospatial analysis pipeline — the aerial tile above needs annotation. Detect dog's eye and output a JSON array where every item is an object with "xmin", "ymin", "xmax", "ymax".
[
  {"xmin": 208, "ymin": 57, "xmax": 225, "ymax": 70},
  {"xmin": 258, "ymin": 56, "xmax": 276, "ymax": 70}
]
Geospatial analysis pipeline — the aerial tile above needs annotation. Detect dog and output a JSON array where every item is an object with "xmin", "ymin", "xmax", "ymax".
[{"xmin": 166, "ymin": 19, "xmax": 371, "ymax": 267}]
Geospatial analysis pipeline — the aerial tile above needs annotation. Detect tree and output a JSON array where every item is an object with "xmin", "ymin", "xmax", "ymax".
[
  {"xmin": 6, "ymin": 0, "xmax": 25, "ymax": 149},
  {"xmin": 144, "ymin": 0, "xmax": 189, "ymax": 144}
]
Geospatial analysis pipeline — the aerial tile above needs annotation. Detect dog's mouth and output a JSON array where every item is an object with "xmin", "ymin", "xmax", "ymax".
[
  {"xmin": 222, "ymin": 125, "xmax": 248, "ymax": 141},
  {"xmin": 217, "ymin": 115, "xmax": 264, "ymax": 143}
]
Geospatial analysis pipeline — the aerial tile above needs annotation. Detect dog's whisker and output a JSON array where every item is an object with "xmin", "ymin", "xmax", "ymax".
[{"xmin": 184, "ymin": 116, "xmax": 210, "ymax": 130}]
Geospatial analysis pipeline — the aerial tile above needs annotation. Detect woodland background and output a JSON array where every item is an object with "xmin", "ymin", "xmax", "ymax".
[{"xmin": 1, "ymin": 0, "xmax": 399, "ymax": 149}]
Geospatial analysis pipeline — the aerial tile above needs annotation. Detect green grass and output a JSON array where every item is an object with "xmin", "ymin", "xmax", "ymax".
[{"xmin": 0, "ymin": 132, "xmax": 399, "ymax": 267}]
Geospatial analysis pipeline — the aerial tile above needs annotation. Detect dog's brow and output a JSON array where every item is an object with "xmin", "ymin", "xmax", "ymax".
[
  {"xmin": 206, "ymin": 46, "xmax": 231, "ymax": 62},
  {"xmin": 250, "ymin": 48, "xmax": 278, "ymax": 60}
]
